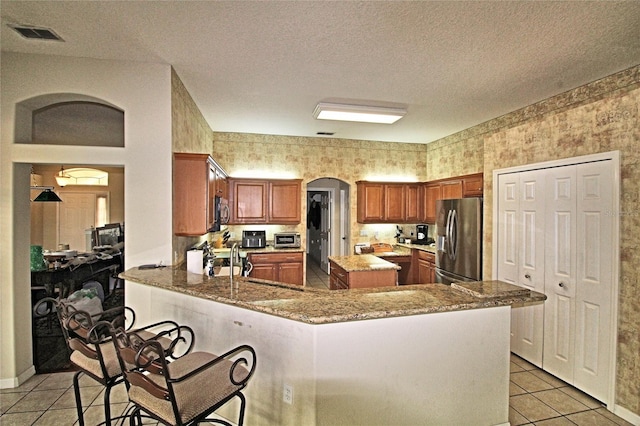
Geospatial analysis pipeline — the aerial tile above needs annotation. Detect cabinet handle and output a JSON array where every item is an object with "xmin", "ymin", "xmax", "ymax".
[
  {"xmin": 558, "ymin": 282, "xmax": 565, "ymax": 288},
  {"xmin": 524, "ymin": 274, "xmax": 531, "ymax": 279}
]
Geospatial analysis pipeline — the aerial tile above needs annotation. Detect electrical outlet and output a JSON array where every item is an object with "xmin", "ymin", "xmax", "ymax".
[{"xmin": 283, "ymin": 384, "xmax": 293, "ymax": 404}]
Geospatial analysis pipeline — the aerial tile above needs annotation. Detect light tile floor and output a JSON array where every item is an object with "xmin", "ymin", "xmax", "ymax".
[
  {"xmin": 305, "ymin": 255, "xmax": 330, "ymax": 289},
  {"xmin": 509, "ymin": 354, "xmax": 632, "ymax": 426}
]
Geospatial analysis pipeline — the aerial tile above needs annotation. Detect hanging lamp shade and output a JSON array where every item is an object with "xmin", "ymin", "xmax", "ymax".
[{"xmin": 33, "ymin": 188, "xmax": 62, "ymax": 202}]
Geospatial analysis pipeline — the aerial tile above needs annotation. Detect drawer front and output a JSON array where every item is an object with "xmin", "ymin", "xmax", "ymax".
[
  {"xmin": 417, "ymin": 250, "xmax": 435, "ymax": 262},
  {"xmin": 249, "ymin": 252, "xmax": 303, "ymax": 264}
]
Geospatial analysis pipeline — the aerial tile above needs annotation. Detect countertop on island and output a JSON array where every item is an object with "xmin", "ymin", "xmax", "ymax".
[
  {"xmin": 121, "ymin": 266, "xmax": 546, "ymax": 325},
  {"xmin": 328, "ymin": 253, "xmax": 401, "ymax": 272}
]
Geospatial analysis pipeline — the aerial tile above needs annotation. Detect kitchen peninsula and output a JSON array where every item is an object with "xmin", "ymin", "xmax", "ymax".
[{"xmin": 122, "ymin": 267, "xmax": 545, "ymax": 426}]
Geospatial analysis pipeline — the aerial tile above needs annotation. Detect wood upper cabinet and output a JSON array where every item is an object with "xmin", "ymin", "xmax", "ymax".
[
  {"xmin": 462, "ymin": 173, "xmax": 483, "ymax": 197},
  {"xmin": 440, "ymin": 180, "xmax": 463, "ymax": 200},
  {"xmin": 405, "ymin": 184, "xmax": 421, "ymax": 223},
  {"xmin": 173, "ymin": 153, "xmax": 227, "ymax": 236},
  {"xmin": 269, "ymin": 180, "xmax": 302, "ymax": 223},
  {"xmin": 422, "ymin": 183, "xmax": 442, "ymax": 224},
  {"xmin": 421, "ymin": 173, "xmax": 483, "ymax": 223},
  {"xmin": 229, "ymin": 178, "xmax": 301, "ymax": 224},
  {"xmin": 357, "ymin": 181, "xmax": 420, "ymax": 224},
  {"xmin": 384, "ymin": 184, "xmax": 406, "ymax": 223},
  {"xmin": 357, "ymin": 182, "xmax": 385, "ymax": 222},
  {"xmin": 249, "ymin": 252, "xmax": 304, "ymax": 285}
]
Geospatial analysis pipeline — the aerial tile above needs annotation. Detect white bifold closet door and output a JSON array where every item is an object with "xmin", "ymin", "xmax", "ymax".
[
  {"xmin": 497, "ymin": 171, "xmax": 545, "ymax": 366},
  {"xmin": 543, "ymin": 161, "xmax": 614, "ymax": 403}
]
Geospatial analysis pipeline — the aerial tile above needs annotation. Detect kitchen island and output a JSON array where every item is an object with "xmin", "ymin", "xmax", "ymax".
[{"xmin": 122, "ymin": 267, "xmax": 545, "ymax": 426}]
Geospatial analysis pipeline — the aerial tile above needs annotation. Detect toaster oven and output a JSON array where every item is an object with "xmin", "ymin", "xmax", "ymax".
[
  {"xmin": 242, "ymin": 230, "xmax": 266, "ymax": 248},
  {"xmin": 274, "ymin": 232, "xmax": 301, "ymax": 248}
]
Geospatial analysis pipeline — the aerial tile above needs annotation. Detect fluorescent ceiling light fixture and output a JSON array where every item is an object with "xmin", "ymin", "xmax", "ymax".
[{"xmin": 313, "ymin": 102, "xmax": 406, "ymax": 124}]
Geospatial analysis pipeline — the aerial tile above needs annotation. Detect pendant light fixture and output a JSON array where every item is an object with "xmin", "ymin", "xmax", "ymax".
[
  {"xmin": 55, "ymin": 165, "xmax": 72, "ymax": 187},
  {"xmin": 30, "ymin": 167, "xmax": 62, "ymax": 202},
  {"xmin": 33, "ymin": 188, "xmax": 63, "ymax": 202}
]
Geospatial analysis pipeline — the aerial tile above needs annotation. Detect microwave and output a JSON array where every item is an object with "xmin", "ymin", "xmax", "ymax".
[
  {"xmin": 242, "ymin": 230, "xmax": 266, "ymax": 248},
  {"xmin": 274, "ymin": 232, "xmax": 301, "ymax": 248}
]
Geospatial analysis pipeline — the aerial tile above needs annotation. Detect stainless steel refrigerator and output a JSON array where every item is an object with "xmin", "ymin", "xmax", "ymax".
[{"xmin": 435, "ymin": 198, "xmax": 482, "ymax": 284}]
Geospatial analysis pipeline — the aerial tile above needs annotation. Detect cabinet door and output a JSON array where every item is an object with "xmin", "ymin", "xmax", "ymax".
[
  {"xmin": 207, "ymin": 160, "xmax": 216, "ymax": 231},
  {"xmin": 173, "ymin": 153, "xmax": 212, "ymax": 236},
  {"xmin": 440, "ymin": 180, "xmax": 463, "ymax": 200},
  {"xmin": 405, "ymin": 184, "xmax": 421, "ymax": 223},
  {"xmin": 497, "ymin": 171, "xmax": 545, "ymax": 366},
  {"xmin": 385, "ymin": 184, "xmax": 405, "ymax": 222},
  {"xmin": 417, "ymin": 259, "xmax": 430, "ymax": 283},
  {"xmin": 423, "ymin": 184, "xmax": 441, "ymax": 224},
  {"xmin": 269, "ymin": 180, "xmax": 301, "ymax": 223},
  {"xmin": 279, "ymin": 262, "xmax": 303, "ymax": 286},
  {"xmin": 463, "ymin": 174, "xmax": 483, "ymax": 197},
  {"xmin": 357, "ymin": 182, "xmax": 385, "ymax": 223},
  {"xmin": 250, "ymin": 263, "xmax": 278, "ymax": 281},
  {"xmin": 230, "ymin": 180, "xmax": 268, "ymax": 223}
]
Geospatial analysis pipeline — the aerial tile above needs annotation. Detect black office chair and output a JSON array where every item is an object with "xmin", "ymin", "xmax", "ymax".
[
  {"xmin": 111, "ymin": 327, "xmax": 256, "ymax": 425},
  {"xmin": 33, "ymin": 298, "xmax": 194, "ymax": 426}
]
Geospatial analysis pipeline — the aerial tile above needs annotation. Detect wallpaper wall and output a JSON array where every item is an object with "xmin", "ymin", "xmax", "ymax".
[
  {"xmin": 212, "ymin": 133, "xmax": 428, "ymax": 247},
  {"xmin": 435, "ymin": 64, "xmax": 640, "ymax": 415},
  {"xmin": 170, "ymin": 68, "xmax": 215, "ymax": 263}
]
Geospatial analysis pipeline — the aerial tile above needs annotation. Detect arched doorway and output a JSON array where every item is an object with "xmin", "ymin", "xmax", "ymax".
[
  {"xmin": 16, "ymin": 94, "xmax": 126, "ymax": 373},
  {"xmin": 306, "ymin": 178, "xmax": 350, "ymax": 274}
]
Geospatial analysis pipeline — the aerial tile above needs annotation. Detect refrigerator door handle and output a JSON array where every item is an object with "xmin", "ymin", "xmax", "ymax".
[
  {"xmin": 445, "ymin": 209, "xmax": 453, "ymax": 256},
  {"xmin": 450, "ymin": 209, "xmax": 458, "ymax": 260}
]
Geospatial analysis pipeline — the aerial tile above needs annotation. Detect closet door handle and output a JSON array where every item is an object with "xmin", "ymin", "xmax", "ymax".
[
  {"xmin": 558, "ymin": 282, "xmax": 565, "ymax": 288},
  {"xmin": 524, "ymin": 274, "xmax": 531, "ymax": 279}
]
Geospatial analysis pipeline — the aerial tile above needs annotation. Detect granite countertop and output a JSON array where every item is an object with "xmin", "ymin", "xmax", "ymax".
[
  {"xmin": 121, "ymin": 267, "xmax": 546, "ymax": 325},
  {"xmin": 237, "ymin": 246, "xmax": 305, "ymax": 254},
  {"xmin": 396, "ymin": 242, "xmax": 437, "ymax": 254},
  {"xmin": 328, "ymin": 254, "xmax": 401, "ymax": 272}
]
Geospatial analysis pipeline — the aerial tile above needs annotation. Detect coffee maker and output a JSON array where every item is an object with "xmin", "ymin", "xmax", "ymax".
[{"xmin": 415, "ymin": 224, "xmax": 431, "ymax": 245}]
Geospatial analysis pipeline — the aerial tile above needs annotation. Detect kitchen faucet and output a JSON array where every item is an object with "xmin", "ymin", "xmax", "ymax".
[{"xmin": 229, "ymin": 242, "xmax": 240, "ymax": 288}]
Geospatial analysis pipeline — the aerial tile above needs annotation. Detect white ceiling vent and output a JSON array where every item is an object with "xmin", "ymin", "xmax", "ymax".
[{"xmin": 9, "ymin": 24, "xmax": 64, "ymax": 41}]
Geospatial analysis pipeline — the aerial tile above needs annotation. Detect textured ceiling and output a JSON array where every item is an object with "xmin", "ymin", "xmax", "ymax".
[{"xmin": 2, "ymin": 1, "xmax": 640, "ymax": 144}]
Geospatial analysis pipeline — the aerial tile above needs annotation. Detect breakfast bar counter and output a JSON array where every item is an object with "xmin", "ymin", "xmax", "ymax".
[
  {"xmin": 121, "ymin": 266, "xmax": 544, "ymax": 324},
  {"xmin": 122, "ymin": 267, "xmax": 545, "ymax": 426}
]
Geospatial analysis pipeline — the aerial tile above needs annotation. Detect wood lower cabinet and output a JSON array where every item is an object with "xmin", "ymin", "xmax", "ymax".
[
  {"xmin": 248, "ymin": 252, "xmax": 304, "ymax": 286},
  {"xmin": 329, "ymin": 260, "xmax": 397, "ymax": 289},
  {"xmin": 173, "ymin": 153, "xmax": 227, "ymax": 236},
  {"xmin": 377, "ymin": 255, "xmax": 412, "ymax": 285},
  {"xmin": 415, "ymin": 250, "xmax": 436, "ymax": 284},
  {"xmin": 229, "ymin": 178, "xmax": 301, "ymax": 224}
]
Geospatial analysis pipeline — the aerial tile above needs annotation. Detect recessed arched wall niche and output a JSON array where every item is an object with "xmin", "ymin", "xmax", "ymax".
[{"xmin": 15, "ymin": 93, "xmax": 124, "ymax": 147}]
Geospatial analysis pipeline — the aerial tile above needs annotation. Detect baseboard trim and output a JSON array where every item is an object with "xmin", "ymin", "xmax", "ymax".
[
  {"xmin": 0, "ymin": 366, "xmax": 36, "ymax": 389},
  {"xmin": 613, "ymin": 404, "xmax": 640, "ymax": 426}
]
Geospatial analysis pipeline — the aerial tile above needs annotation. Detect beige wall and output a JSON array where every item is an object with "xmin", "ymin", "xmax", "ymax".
[
  {"xmin": 170, "ymin": 68, "xmax": 216, "ymax": 264},
  {"xmin": 435, "ymin": 65, "xmax": 640, "ymax": 415},
  {"xmin": 212, "ymin": 133, "xmax": 428, "ymax": 247},
  {"xmin": 1, "ymin": 53, "xmax": 173, "ymax": 385}
]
